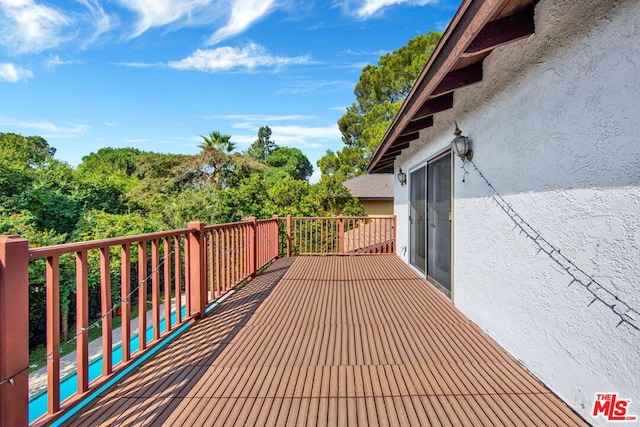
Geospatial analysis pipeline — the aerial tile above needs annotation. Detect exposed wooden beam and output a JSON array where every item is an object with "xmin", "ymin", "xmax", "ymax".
[
  {"xmin": 385, "ymin": 142, "xmax": 411, "ymax": 155},
  {"xmin": 413, "ymin": 93, "xmax": 454, "ymax": 120},
  {"xmin": 464, "ymin": 7, "xmax": 535, "ymax": 55},
  {"xmin": 371, "ymin": 164, "xmax": 395, "ymax": 173},
  {"xmin": 432, "ymin": 61, "xmax": 483, "ymax": 97},
  {"xmin": 369, "ymin": 0, "xmax": 508, "ymax": 173},
  {"xmin": 374, "ymin": 158, "xmax": 396, "ymax": 170},
  {"xmin": 380, "ymin": 153, "xmax": 401, "ymax": 163},
  {"xmin": 377, "ymin": 155, "xmax": 396, "ymax": 164},
  {"xmin": 394, "ymin": 132, "xmax": 420, "ymax": 145},
  {"xmin": 400, "ymin": 116, "xmax": 433, "ymax": 135}
]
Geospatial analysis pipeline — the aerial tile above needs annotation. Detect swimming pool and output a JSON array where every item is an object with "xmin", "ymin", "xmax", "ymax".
[{"xmin": 29, "ymin": 297, "xmax": 229, "ymax": 424}]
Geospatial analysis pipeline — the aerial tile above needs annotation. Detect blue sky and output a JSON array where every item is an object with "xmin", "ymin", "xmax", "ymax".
[{"xmin": 0, "ymin": 0, "xmax": 458, "ymax": 181}]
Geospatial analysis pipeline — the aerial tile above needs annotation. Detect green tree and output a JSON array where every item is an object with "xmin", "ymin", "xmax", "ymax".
[
  {"xmin": 319, "ymin": 31, "xmax": 441, "ymax": 178},
  {"xmin": 0, "ymin": 210, "xmax": 68, "ymax": 345},
  {"xmin": 0, "ymin": 132, "xmax": 56, "ymax": 167},
  {"xmin": 0, "ymin": 133, "xmax": 81, "ymax": 235},
  {"xmin": 200, "ymin": 131, "xmax": 235, "ymax": 153},
  {"xmin": 214, "ymin": 174, "xmax": 272, "ymax": 222},
  {"xmin": 74, "ymin": 148, "xmax": 143, "ymax": 214},
  {"xmin": 306, "ymin": 175, "xmax": 365, "ymax": 217},
  {"xmin": 264, "ymin": 147, "xmax": 313, "ymax": 181},
  {"xmin": 246, "ymin": 126, "xmax": 276, "ymax": 163}
]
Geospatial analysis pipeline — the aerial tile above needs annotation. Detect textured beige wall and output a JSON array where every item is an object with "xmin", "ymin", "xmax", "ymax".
[{"xmin": 361, "ymin": 200, "xmax": 393, "ymax": 216}]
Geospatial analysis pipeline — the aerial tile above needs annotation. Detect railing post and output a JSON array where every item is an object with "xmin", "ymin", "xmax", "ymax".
[
  {"xmin": 248, "ymin": 216, "xmax": 257, "ymax": 278},
  {"xmin": 338, "ymin": 215, "xmax": 345, "ymax": 254},
  {"xmin": 272, "ymin": 215, "xmax": 279, "ymax": 261},
  {"xmin": 187, "ymin": 221, "xmax": 206, "ymax": 319},
  {"xmin": 393, "ymin": 215, "xmax": 397, "ymax": 254},
  {"xmin": 0, "ymin": 236, "xmax": 29, "ymax": 427},
  {"xmin": 286, "ymin": 215, "xmax": 292, "ymax": 258}
]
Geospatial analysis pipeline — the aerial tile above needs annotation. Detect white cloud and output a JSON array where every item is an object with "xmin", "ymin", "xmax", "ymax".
[
  {"xmin": 342, "ymin": 0, "xmax": 436, "ymax": 19},
  {"xmin": 339, "ymin": 48, "xmax": 388, "ymax": 57},
  {"xmin": 207, "ymin": 0, "xmax": 276, "ymax": 45},
  {"xmin": 309, "ymin": 169, "xmax": 321, "ymax": 184},
  {"xmin": 115, "ymin": 0, "xmax": 213, "ymax": 37},
  {"xmin": 0, "ymin": 62, "xmax": 33, "ymax": 82},
  {"xmin": 0, "ymin": 117, "xmax": 90, "ymax": 136},
  {"xmin": 45, "ymin": 55, "xmax": 82, "ymax": 68},
  {"xmin": 0, "ymin": 0, "xmax": 72, "ymax": 53},
  {"xmin": 269, "ymin": 124, "xmax": 341, "ymax": 148},
  {"xmin": 210, "ymin": 114, "xmax": 314, "ymax": 123},
  {"xmin": 168, "ymin": 43, "xmax": 311, "ymax": 72},
  {"xmin": 230, "ymin": 123, "xmax": 341, "ymax": 149},
  {"xmin": 276, "ymin": 78, "xmax": 352, "ymax": 95},
  {"xmin": 114, "ymin": 61, "xmax": 164, "ymax": 68},
  {"xmin": 76, "ymin": 0, "xmax": 114, "ymax": 47}
]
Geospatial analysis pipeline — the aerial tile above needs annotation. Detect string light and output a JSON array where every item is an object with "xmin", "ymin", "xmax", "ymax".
[{"xmin": 469, "ymin": 159, "xmax": 639, "ymax": 330}]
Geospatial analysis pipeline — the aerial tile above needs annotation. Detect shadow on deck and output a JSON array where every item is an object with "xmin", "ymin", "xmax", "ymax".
[{"xmin": 67, "ymin": 256, "xmax": 586, "ymax": 426}]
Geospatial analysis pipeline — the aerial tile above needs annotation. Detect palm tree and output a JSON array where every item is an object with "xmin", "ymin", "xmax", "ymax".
[{"xmin": 199, "ymin": 131, "xmax": 236, "ymax": 153}]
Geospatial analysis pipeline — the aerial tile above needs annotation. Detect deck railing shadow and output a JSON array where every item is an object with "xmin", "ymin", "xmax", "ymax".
[
  {"xmin": 0, "ymin": 215, "xmax": 394, "ymax": 426},
  {"xmin": 72, "ymin": 258, "xmax": 293, "ymax": 426}
]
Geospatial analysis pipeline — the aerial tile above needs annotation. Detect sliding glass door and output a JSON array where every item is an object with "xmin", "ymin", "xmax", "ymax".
[
  {"xmin": 409, "ymin": 152, "xmax": 452, "ymax": 295},
  {"xmin": 426, "ymin": 154, "xmax": 451, "ymax": 292},
  {"xmin": 409, "ymin": 167, "xmax": 426, "ymax": 273}
]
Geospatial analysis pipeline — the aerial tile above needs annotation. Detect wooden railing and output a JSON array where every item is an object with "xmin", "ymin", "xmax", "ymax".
[
  {"xmin": 0, "ymin": 215, "xmax": 392, "ymax": 426},
  {"xmin": 281, "ymin": 215, "xmax": 396, "ymax": 256}
]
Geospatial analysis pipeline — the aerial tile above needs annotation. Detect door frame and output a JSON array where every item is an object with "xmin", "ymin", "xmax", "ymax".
[
  {"xmin": 408, "ymin": 164, "xmax": 426, "ymax": 274},
  {"xmin": 407, "ymin": 148, "xmax": 455, "ymax": 300}
]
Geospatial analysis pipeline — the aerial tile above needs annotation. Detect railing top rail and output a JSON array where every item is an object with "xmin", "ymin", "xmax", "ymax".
[
  {"xmin": 257, "ymin": 218, "xmax": 278, "ymax": 224},
  {"xmin": 287, "ymin": 215, "xmax": 396, "ymax": 220},
  {"xmin": 28, "ymin": 228, "xmax": 192, "ymax": 260},
  {"xmin": 204, "ymin": 220, "xmax": 251, "ymax": 231}
]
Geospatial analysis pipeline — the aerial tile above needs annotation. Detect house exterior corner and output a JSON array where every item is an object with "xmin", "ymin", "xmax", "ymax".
[{"xmin": 383, "ymin": 0, "xmax": 640, "ymax": 424}]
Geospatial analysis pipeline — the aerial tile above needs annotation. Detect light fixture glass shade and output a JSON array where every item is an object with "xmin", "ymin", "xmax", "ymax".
[
  {"xmin": 451, "ymin": 124, "xmax": 472, "ymax": 160},
  {"xmin": 397, "ymin": 168, "xmax": 407, "ymax": 186},
  {"xmin": 452, "ymin": 134, "xmax": 469, "ymax": 158}
]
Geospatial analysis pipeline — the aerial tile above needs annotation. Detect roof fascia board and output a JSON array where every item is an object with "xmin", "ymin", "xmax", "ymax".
[{"xmin": 368, "ymin": 0, "xmax": 507, "ymax": 172}]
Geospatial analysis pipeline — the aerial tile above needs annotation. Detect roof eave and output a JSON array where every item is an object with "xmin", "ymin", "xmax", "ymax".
[{"xmin": 368, "ymin": 0, "xmax": 537, "ymax": 173}]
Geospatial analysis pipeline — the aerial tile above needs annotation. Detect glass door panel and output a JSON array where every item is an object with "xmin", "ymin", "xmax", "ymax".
[
  {"xmin": 427, "ymin": 154, "xmax": 451, "ymax": 291},
  {"xmin": 409, "ymin": 167, "xmax": 426, "ymax": 273}
]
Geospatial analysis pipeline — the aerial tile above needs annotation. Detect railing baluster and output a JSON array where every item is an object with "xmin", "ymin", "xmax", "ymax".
[
  {"xmin": 100, "ymin": 247, "xmax": 113, "ymax": 376},
  {"xmin": 215, "ymin": 230, "xmax": 221, "ymax": 298},
  {"xmin": 46, "ymin": 255, "xmax": 60, "ymax": 414},
  {"xmin": 224, "ymin": 228, "xmax": 232, "ymax": 293},
  {"xmin": 21, "ymin": 227, "xmax": 200, "ymax": 424},
  {"xmin": 76, "ymin": 251, "xmax": 89, "ymax": 393},
  {"xmin": 151, "ymin": 239, "xmax": 160, "ymax": 341},
  {"xmin": 164, "ymin": 237, "xmax": 171, "ymax": 333},
  {"xmin": 138, "ymin": 241, "xmax": 147, "ymax": 352},
  {"xmin": 208, "ymin": 230, "xmax": 214, "ymax": 303},
  {"xmin": 230, "ymin": 227, "xmax": 235, "ymax": 286},
  {"xmin": 233, "ymin": 226, "xmax": 238, "ymax": 285},
  {"xmin": 174, "ymin": 236, "xmax": 182, "ymax": 325},
  {"xmin": 187, "ymin": 221, "xmax": 205, "ymax": 318},
  {"xmin": 184, "ymin": 235, "xmax": 191, "ymax": 317},
  {"xmin": 121, "ymin": 244, "xmax": 131, "ymax": 364}
]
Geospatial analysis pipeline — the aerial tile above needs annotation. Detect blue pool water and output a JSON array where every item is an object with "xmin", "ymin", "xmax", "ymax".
[{"xmin": 29, "ymin": 301, "xmax": 223, "ymax": 424}]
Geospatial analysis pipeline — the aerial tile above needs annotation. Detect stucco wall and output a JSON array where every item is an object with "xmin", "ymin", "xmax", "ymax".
[{"xmin": 394, "ymin": 0, "xmax": 640, "ymax": 424}]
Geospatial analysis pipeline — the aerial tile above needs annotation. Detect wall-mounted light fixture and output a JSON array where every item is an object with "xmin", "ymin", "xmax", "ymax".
[
  {"xmin": 451, "ymin": 123, "xmax": 473, "ymax": 161},
  {"xmin": 397, "ymin": 168, "xmax": 407, "ymax": 186}
]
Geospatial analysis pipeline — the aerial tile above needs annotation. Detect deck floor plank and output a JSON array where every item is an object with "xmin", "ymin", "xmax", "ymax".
[{"xmin": 66, "ymin": 256, "xmax": 587, "ymax": 426}]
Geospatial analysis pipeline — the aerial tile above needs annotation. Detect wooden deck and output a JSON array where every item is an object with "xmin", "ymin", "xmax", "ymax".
[{"xmin": 68, "ymin": 256, "xmax": 586, "ymax": 426}]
